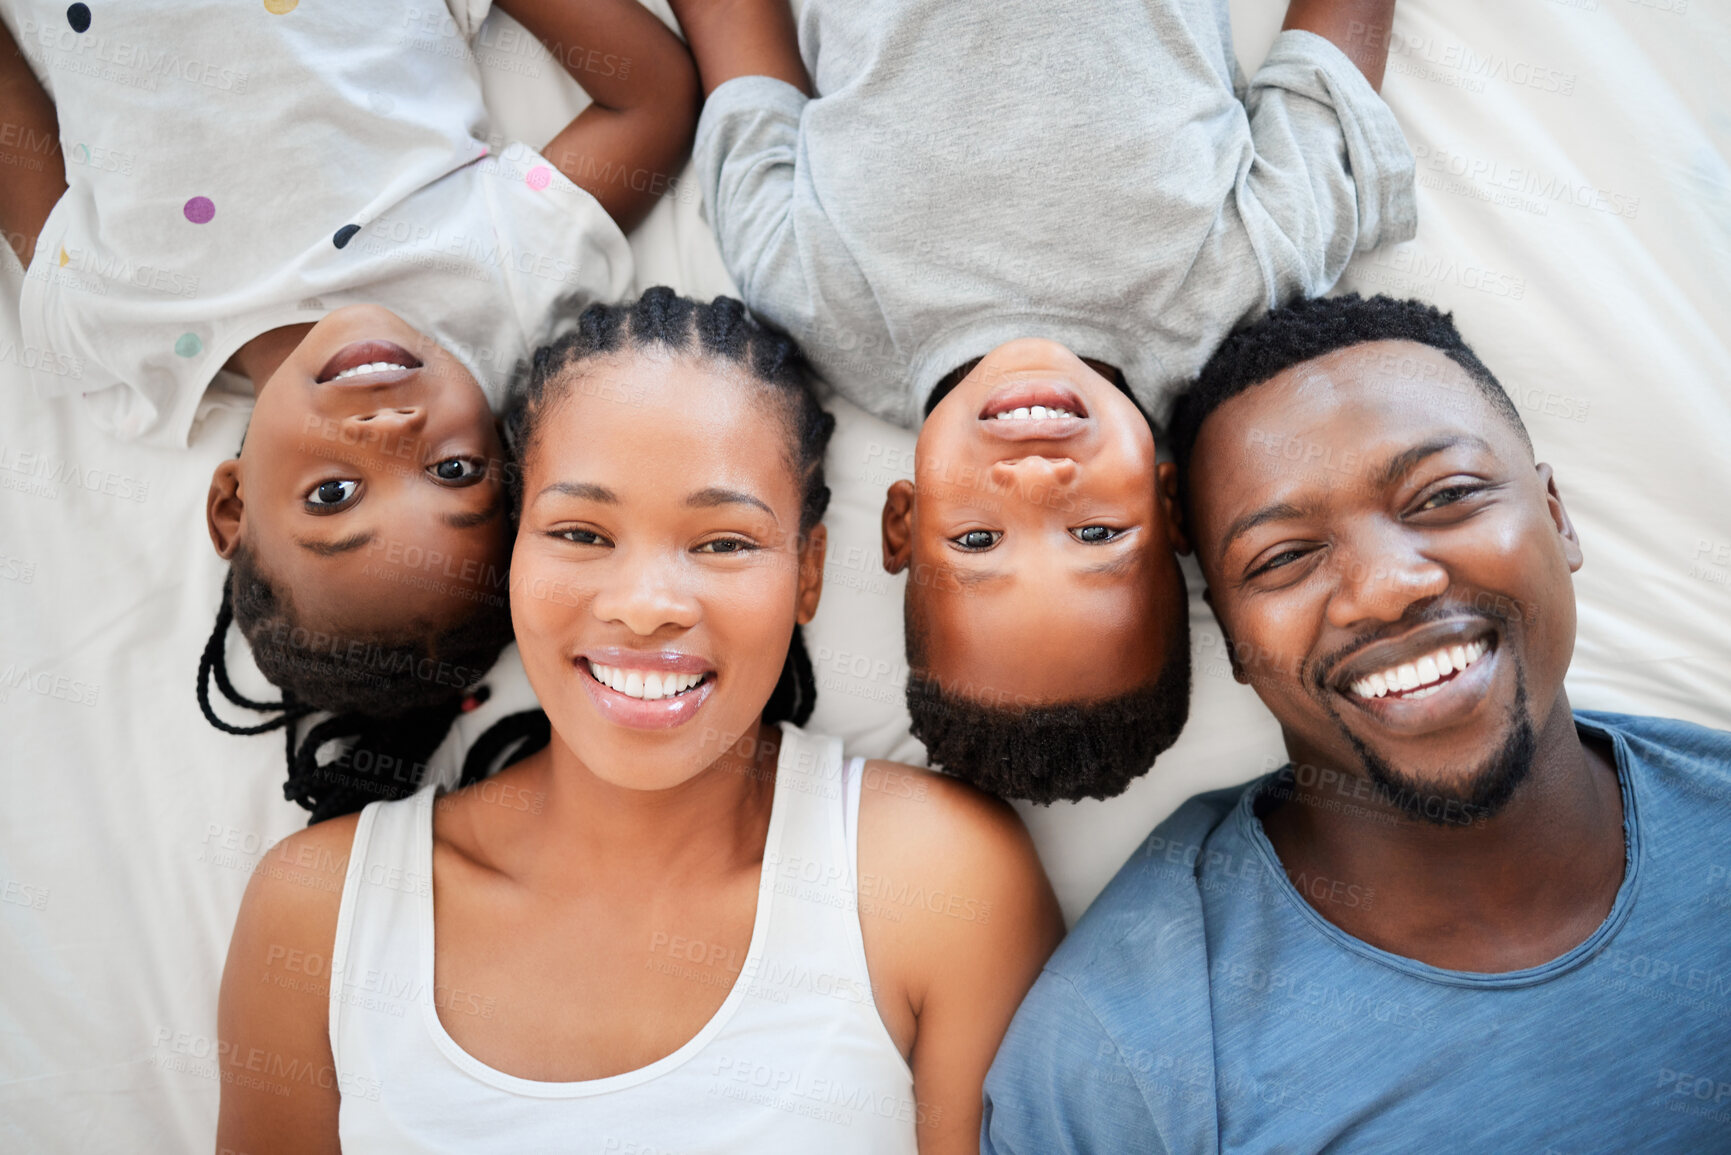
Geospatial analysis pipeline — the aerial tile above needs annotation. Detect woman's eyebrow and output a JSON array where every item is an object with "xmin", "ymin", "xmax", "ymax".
[
  {"xmin": 534, "ymin": 481, "xmax": 618, "ymax": 505},
  {"xmin": 686, "ymin": 486, "xmax": 776, "ymax": 519}
]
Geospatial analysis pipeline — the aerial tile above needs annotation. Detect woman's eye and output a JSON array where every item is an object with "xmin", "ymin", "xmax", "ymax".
[
  {"xmin": 558, "ymin": 529, "xmax": 608, "ymax": 546},
  {"xmin": 953, "ymin": 530, "xmax": 1000, "ymax": 551},
  {"xmin": 307, "ymin": 479, "xmax": 358, "ymax": 507},
  {"xmin": 430, "ymin": 457, "xmax": 484, "ymax": 483},
  {"xmin": 696, "ymin": 538, "xmax": 756, "ymax": 554},
  {"xmin": 1072, "ymin": 525, "xmax": 1122, "ymax": 544}
]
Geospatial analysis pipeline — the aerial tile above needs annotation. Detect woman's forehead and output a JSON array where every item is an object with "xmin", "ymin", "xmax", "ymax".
[{"xmin": 531, "ymin": 356, "xmax": 801, "ymax": 507}]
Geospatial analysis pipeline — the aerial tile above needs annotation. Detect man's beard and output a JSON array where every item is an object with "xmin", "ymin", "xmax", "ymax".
[{"xmin": 1340, "ymin": 665, "xmax": 1537, "ymax": 827}]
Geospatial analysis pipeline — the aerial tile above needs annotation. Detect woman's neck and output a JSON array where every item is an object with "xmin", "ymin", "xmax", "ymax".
[{"xmin": 496, "ymin": 722, "xmax": 783, "ymax": 893}]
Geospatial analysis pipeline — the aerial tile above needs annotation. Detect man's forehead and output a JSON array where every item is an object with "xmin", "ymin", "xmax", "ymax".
[{"xmin": 1207, "ymin": 341, "xmax": 1500, "ymax": 457}]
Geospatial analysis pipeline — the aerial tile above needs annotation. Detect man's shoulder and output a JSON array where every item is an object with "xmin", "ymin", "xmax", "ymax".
[
  {"xmin": 1580, "ymin": 709, "xmax": 1731, "ymax": 780},
  {"xmin": 1046, "ymin": 781, "xmax": 1252, "ymax": 989},
  {"xmin": 985, "ymin": 783, "xmax": 1249, "ymax": 1154}
]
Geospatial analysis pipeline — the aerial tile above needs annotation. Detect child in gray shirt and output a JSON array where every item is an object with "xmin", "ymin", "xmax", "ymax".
[{"xmin": 671, "ymin": 0, "xmax": 1415, "ymax": 803}]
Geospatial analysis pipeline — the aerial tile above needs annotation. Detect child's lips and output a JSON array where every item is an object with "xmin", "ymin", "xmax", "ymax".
[
  {"xmin": 977, "ymin": 382, "xmax": 1089, "ymax": 442},
  {"xmin": 316, "ymin": 339, "xmax": 424, "ymax": 384},
  {"xmin": 978, "ymin": 382, "xmax": 1088, "ymax": 422},
  {"xmin": 977, "ymin": 414, "xmax": 1087, "ymax": 443}
]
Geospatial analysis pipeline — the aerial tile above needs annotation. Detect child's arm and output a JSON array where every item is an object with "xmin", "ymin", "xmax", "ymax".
[
  {"xmin": 1282, "ymin": 0, "xmax": 1397, "ymax": 91},
  {"xmin": 0, "ymin": 19, "xmax": 66, "ymax": 268},
  {"xmin": 496, "ymin": 0, "xmax": 701, "ymax": 233},
  {"xmin": 666, "ymin": 0, "xmax": 808, "ymax": 97}
]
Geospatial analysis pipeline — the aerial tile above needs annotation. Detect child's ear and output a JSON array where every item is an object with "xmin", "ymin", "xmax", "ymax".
[
  {"xmin": 207, "ymin": 460, "xmax": 245, "ymax": 559},
  {"xmin": 881, "ymin": 480, "xmax": 914, "ymax": 575},
  {"xmin": 1156, "ymin": 461, "xmax": 1190, "ymax": 555},
  {"xmin": 796, "ymin": 524, "xmax": 827, "ymax": 626}
]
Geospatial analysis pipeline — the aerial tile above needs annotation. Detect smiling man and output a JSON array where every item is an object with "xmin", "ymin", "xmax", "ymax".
[{"xmin": 982, "ymin": 295, "xmax": 1731, "ymax": 1152}]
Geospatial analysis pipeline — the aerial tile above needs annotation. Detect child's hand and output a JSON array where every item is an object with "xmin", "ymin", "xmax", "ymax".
[
  {"xmin": 1282, "ymin": 0, "xmax": 1397, "ymax": 91},
  {"xmin": 0, "ymin": 18, "xmax": 67, "ymax": 268},
  {"xmin": 498, "ymin": 0, "xmax": 702, "ymax": 233},
  {"xmin": 668, "ymin": 0, "xmax": 809, "ymax": 98}
]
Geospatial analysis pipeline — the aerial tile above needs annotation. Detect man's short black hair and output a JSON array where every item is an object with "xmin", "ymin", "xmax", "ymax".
[
  {"xmin": 1168, "ymin": 294, "xmax": 1530, "ymax": 520},
  {"xmin": 904, "ymin": 608, "xmax": 1191, "ymax": 805}
]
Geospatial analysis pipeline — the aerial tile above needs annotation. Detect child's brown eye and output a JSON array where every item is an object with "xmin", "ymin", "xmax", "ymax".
[
  {"xmin": 308, "ymin": 479, "xmax": 358, "ymax": 506},
  {"xmin": 431, "ymin": 457, "xmax": 483, "ymax": 482},
  {"xmin": 953, "ymin": 530, "xmax": 1000, "ymax": 550}
]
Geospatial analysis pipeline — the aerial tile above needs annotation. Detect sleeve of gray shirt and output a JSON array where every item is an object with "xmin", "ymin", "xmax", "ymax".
[
  {"xmin": 1230, "ymin": 28, "xmax": 1417, "ymax": 302},
  {"xmin": 691, "ymin": 76, "xmax": 823, "ymax": 354}
]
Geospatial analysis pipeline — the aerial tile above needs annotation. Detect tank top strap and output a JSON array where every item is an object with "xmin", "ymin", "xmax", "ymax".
[
  {"xmin": 328, "ymin": 789, "xmax": 437, "ymax": 1076},
  {"xmin": 752, "ymin": 725, "xmax": 881, "ymax": 1007}
]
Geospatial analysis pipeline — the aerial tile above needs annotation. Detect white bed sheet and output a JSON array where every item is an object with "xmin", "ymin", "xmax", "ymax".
[{"xmin": 1, "ymin": 0, "xmax": 1726, "ymax": 1148}]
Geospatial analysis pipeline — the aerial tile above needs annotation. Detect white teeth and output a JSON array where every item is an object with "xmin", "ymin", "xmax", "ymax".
[
  {"xmin": 588, "ymin": 662, "xmax": 705, "ymax": 701},
  {"xmin": 1347, "ymin": 638, "xmax": 1493, "ymax": 700},
  {"xmin": 331, "ymin": 360, "xmax": 410, "ymax": 380},
  {"xmin": 991, "ymin": 406, "xmax": 1076, "ymax": 420}
]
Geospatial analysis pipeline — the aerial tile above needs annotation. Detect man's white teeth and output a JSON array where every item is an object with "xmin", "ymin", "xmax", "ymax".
[
  {"xmin": 588, "ymin": 662, "xmax": 705, "ymax": 700},
  {"xmin": 993, "ymin": 405, "xmax": 1075, "ymax": 420},
  {"xmin": 1349, "ymin": 639, "xmax": 1489, "ymax": 700},
  {"xmin": 332, "ymin": 360, "xmax": 410, "ymax": 380}
]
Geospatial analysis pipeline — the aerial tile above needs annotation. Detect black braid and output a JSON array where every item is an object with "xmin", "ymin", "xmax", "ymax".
[
  {"xmin": 199, "ymin": 538, "xmax": 515, "ymax": 824},
  {"xmin": 505, "ymin": 287, "xmax": 834, "ymax": 727},
  {"xmin": 197, "ymin": 583, "xmax": 313, "ymax": 736},
  {"xmin": 458, "ymin": 709, "xmax": 552, "ymax": 788},
  {"xmin": 283, "ymin": 704, "xmax": 458, "ymax": 824}
]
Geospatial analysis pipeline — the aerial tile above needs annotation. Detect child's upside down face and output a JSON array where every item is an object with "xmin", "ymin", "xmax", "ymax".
[
  {"xmin": 883, "ymin": 338, "xmax": 1186, "ymax": 710},
  {"xmin": 206, "ymin": 305, "xmax": 511, "ymax": 641}
]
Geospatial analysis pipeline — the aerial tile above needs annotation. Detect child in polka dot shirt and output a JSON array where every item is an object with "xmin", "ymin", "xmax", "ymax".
[{"xmin": 0, "ymin": 0, "xmax": 697, "ymax": 806}]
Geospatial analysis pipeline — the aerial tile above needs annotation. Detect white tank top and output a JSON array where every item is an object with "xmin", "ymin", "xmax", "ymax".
[{"xmin": 328, "ymin": 724, "xmax": 918, "ymax": 1153}]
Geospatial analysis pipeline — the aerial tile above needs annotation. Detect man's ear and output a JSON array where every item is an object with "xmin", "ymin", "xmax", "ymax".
[
  {"xmin": 1156, "ymin": 461, "xmax": 1190, "ymax": 555},
  {"xmin": 1537, "ymin": 463, "xmax": 1584, "ymax": 573},
  {"xmin": 207, "ymin": 459, "xmax": 245, "ymax": 559},
  {"xmin": 796, "ymin": 524, "xmax": 828, "ymax": 625},
  {"xmin": 881, "ymin": 480, "xmax": 914, "ymax": 575}
]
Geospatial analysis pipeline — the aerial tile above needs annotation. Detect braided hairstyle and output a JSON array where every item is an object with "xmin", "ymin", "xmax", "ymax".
[
  {"xmin": 197, "ymin": 514, "xmax": 534, "ymax": 826},
  {"xmin": 503, "ymin": 286, "xmax": 835, "ymax": 727}
]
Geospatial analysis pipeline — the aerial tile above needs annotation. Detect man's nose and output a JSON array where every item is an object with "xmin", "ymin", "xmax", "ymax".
[{"xmin": 1325, "ymin": 531, "xmax": 1449, "ymax": 630}]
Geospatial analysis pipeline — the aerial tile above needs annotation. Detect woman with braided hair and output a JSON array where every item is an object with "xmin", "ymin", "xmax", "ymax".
[{"xmin": 215, "ymin": 289, "xmax": 1063, "ymax": 1154}]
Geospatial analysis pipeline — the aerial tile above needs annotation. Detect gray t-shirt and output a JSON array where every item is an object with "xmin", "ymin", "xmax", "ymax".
[
  {"xmin": 983, "ymin": 712, "xmax": 1731, "ymax": 1153},
  {"xmin": 693, "ymin": 2, "xmax": 1417, "ymax": 428}
]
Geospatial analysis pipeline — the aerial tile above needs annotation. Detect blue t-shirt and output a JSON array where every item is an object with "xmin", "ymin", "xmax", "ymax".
[{"xmin": 983, "ymin": 713, "xmax": 1731, "ymax": 1153}]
